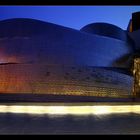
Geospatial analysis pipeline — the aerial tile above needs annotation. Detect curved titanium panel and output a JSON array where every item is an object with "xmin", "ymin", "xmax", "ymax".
[
  {"xmin": 0, "ymin": 18, "xmax": 134, "ymax": 68},
  {"xmin": 0, "ymin": 18, "xmax": 135, "ymax": 97},
  {"xmin": 0, "ymin": 18, "xmax": 49, "ymax": 37},
  {"xmin": 80, "ymin": 22, "xmax": 129, "ymax": 42}
]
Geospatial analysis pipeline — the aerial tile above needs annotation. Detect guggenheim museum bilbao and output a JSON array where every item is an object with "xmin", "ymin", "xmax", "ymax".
[{"xmin": 0, "ymin": 11, "xmax": 139, "ymax": 102}]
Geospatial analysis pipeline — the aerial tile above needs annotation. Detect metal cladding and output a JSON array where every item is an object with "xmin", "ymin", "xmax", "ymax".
[
  {"xmin": 80, "ymin": 23, "xmax": 128, "ymax": 41},
  {"xmin": 0, "ymin": 64, "xmax": 133, "ymax": 97},
  {"xmin": 0, "ymin": 18, "xmax": 134, "ymax": 68},
  {"xmin": 80, "ymin": 22, "xmax": 135, "ymax": 52},
  {"xmin": 0, "ymin": 18, "xmax": 135, "ymax": 98}
]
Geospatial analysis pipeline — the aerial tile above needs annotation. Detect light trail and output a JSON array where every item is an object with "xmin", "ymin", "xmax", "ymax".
[{"xmin": 0, "ymin": 105, "xmax": 140, "ymax": 115}]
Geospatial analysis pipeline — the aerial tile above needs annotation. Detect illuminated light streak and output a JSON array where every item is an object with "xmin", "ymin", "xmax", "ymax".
[{"xmin": 0, "ymin": 105, "xmax": 140, "ymax": 115}]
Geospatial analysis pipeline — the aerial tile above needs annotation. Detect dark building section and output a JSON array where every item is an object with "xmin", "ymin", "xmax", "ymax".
[
  {"xmin": 127, "ymin": 19, "xmax": 132, "ymax": 33},
  {"xmin": 128, "ymin": 30, "xmax": 140, "ymax": 53},
  {"xmin": 128, "ymin": 19, "xmax": 140, "ymax": 63},
  {"xmin": 132, "ymin": 12, "xmax": 140, "ymax": 31},
  {"xmin": 128, "ymin": 12, "xmax": 140, "ymax": 52},
  {"xmin": 0, "ymin": 18, "xmax": 52, "ymax": 37}
]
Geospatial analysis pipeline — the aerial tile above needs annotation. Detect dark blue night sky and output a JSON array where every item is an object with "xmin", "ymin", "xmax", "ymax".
[{"xmin": 0, "ymin": 6, "xmax": 140, "ymax": 30}]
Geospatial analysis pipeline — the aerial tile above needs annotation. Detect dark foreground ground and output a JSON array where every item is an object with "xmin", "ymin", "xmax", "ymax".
[
  {"xmin": 0, "ymin": 93, "xmax": 137, "ymax": 103},
  {"xmin": 0, "ymin": 94, "xmax": 140, "ymax": 134},
  {"xmin": 0, "ymin": 113, "xmax": 140, "ymax": 134}
]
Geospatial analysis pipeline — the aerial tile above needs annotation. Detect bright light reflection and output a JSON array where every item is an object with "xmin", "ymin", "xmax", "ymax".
[{"xmin": 0, "ymin": 105, "xmax": 140, "ymax": 115}]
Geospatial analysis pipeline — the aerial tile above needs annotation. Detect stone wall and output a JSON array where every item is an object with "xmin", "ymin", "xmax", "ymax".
[{"xmin": 133, "ymin": 58, "xmax": 140, "ymax": 96}]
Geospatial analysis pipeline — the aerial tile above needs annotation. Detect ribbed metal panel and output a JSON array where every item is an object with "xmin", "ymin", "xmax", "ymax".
[{"xmin": 0, "ymin": 64, "xmax": 133, "ymax": 97}]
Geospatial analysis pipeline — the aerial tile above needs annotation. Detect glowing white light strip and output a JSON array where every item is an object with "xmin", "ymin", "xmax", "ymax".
[{"xmin": 0, "ymin": 105, "xmax": 140, "ymax": 115}]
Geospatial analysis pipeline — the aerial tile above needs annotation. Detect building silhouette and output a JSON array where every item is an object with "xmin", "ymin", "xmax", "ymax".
[{"xmin": 0, "ymin": 12, "xmax": 139, "ymax": 102}]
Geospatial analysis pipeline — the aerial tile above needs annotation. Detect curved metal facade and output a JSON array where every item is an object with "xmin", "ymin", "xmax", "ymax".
[
  {"xmin": 0, "ymin": 18, "xmax": 135, "ymax": 98},
  {"xmin": 80, "ymin": 22, "xmax": 127, "ymax": 41},
  {"xmin": 0, "ymin": 18, "xmax": 134, "ymax": 68},
  {"xmin": 0, "ymin": 64, "xmax": 133, "ymax": 97}
]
